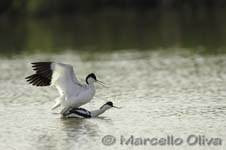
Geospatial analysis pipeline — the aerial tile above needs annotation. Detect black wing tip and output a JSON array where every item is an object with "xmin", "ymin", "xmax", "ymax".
[
  {"xmin": 25, "ymin": 74, "xmax": 51, "ymax": 87},
  {"xmin": 26, "ymin": 62, "xmax": 53, "ymax": 87},
  {"xmin": 31, "ymin": 62, "xmax": 53, "ymax": 67},
  {"xmin": 31, "ymin": 62, "xmax": 53, "ymax": 64}
]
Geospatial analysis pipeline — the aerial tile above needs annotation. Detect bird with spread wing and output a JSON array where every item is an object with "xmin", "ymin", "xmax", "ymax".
[{"xmin": 25, "ymin": 62, "xmax": 105, "ymax": 114}]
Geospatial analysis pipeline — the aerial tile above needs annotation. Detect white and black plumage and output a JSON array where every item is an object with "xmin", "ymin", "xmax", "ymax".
[
  {"xmin": 25, "ymin": 62, "xmax": 104, "ymax": 114},
  {"xmin": 62, "ymin": 101, "xmax": 119, "ymax": 118}
]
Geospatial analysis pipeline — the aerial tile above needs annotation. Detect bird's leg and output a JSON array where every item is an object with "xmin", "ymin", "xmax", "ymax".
[
  {"xmin": 51, "ymin": 102, "xmax": 61, "ymax": 110},
  {"xmin": 51, "ymin": 96, "xmax": 64, "ymax": 110},
  {"xmin": 60, "ymin": 106, "xmax": 73, "ymax": 116}
]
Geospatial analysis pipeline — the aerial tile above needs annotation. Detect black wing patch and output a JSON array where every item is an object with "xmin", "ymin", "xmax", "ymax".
[
  {"xmin": 25, "ymin": 62, "xmax": 53, "ymax": 86},
  {"xmin": 64, "ymin": 108, "xmax": 91, "ymax": 118}
]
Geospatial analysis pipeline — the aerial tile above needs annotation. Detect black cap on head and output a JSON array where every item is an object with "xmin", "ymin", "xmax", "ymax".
[
  {"xmin": 105, "ymin": 101, "xmax": 113, "ymax": 107},
  {"xmin": 86, "ymin": 73, "xmax": 97, "ymax": 84},
  {"xmin": 100, "ymin": 101, "xmax": 114, "ymax": 109}
]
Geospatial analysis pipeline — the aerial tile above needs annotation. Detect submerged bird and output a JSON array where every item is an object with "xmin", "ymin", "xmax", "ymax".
[
  {"xmin": 62, "ymin": 101, "xmax": 119, "ymax": 118},
  {"xmin": 25, "ymin": 62, "xmax": 105, "ymax": 113}
]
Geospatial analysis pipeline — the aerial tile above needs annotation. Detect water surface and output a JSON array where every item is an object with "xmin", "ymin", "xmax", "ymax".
[
  {"xmin": 1, "ymin": 9, "xmax": 226, "ymax": 150},
  {"xmin": 0, "ymin": 50, "xmax": 226, "ymax": 150}
]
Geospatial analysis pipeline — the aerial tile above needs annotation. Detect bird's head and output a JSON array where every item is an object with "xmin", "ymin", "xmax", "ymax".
[
  {"xmin": 86, "ymin": 73, "xmax": 96, "ymax": 84},
  {"xmin": 86, "ymin": 73, "xmax": 106, "ymax": 86},
  {"xmin": 99, "ymin": 101, "xmax": 120, "ymax": 110}
]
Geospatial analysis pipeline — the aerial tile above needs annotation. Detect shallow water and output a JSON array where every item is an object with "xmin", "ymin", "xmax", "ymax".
[{"xmin": 0, "ymin": 50, "xmax": 226, "ymax": 150}]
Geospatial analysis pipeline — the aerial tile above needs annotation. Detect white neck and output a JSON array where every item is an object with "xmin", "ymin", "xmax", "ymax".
[
  {"xmin": 90, "ymin": 106, "xmax": 111, "ymax": 117},
  {"xmin": 87, "ymin": 78, "xmax": 96, "ymax": 85},
  {"xmin": 87, "ymin": 82, "xmax": 95, "ymax": 91},
  {"xmin": 88, "ymin": 82, "xmax": 95, "ymax": 86}
]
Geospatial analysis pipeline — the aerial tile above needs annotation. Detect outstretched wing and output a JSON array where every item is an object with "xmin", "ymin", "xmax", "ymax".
[
  {"xmin": 25, "ymin": 62, "xmax": 53, "ymax": 86},
  {"xmin": 25, "ymin": 62, "xmax": 82, "ymax": 96},
  {"xmin": 51, "ymin": 62, "xmax": 83, "ymax": 96}
]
